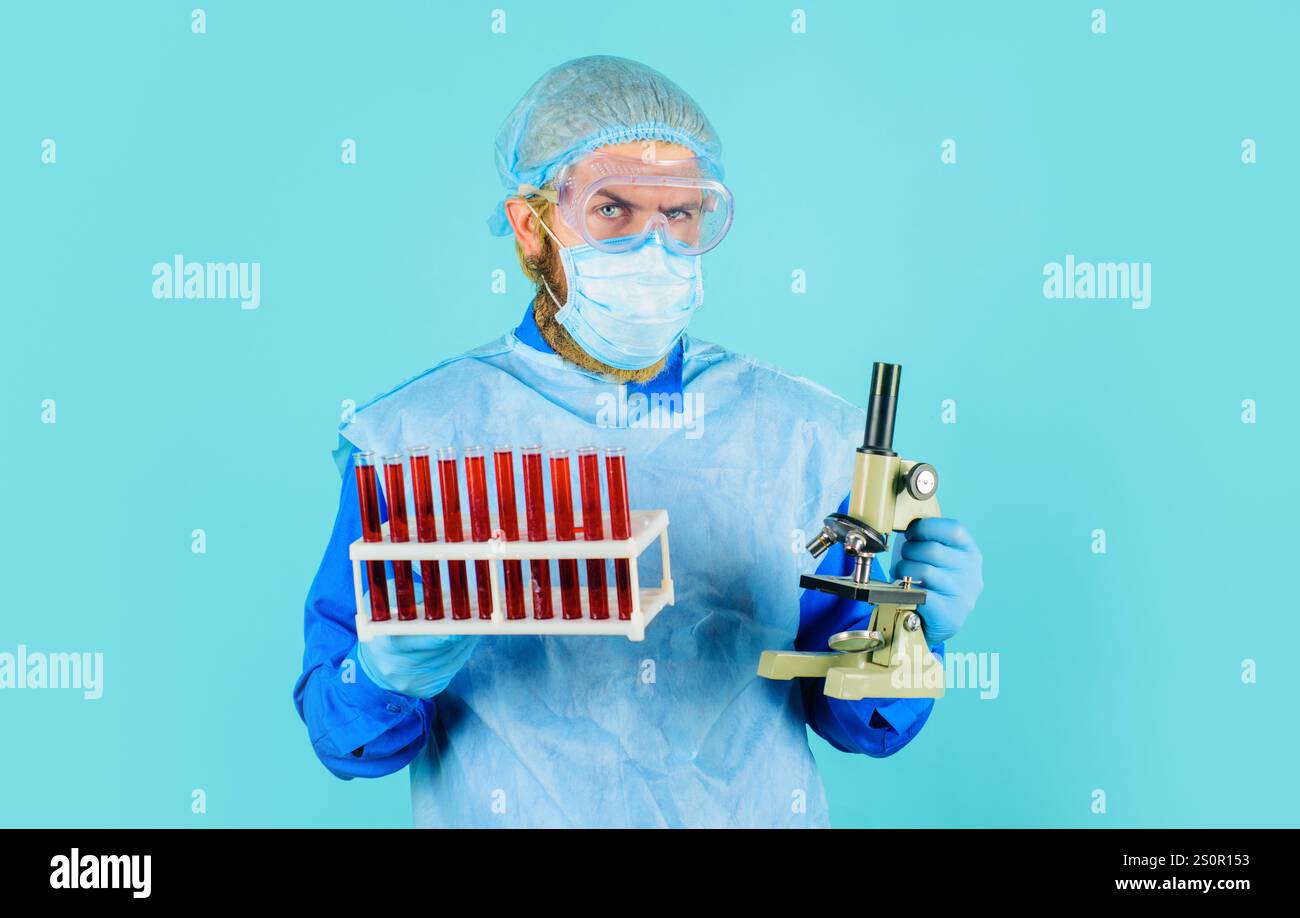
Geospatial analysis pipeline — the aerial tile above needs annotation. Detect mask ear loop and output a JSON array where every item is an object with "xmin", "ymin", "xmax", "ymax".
[{"xmin": 522, "ymin": 197, "xmax": 567, "ymax": 312}]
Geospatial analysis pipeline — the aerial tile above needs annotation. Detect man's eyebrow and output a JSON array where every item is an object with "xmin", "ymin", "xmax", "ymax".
[
  {"xmin": 589, "ymin": 189, "xmax": 702, "ymax": 211},
  {"xmin": 591, "ymin": 189, "xmax": 636, "ymax": 209}
]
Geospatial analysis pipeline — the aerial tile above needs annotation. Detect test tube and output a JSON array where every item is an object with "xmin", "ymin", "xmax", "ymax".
[
  {"xmin": 521, "ymin": 445, "xmax": 553, "ymax": 620},
  {"xmin": 353, "ymin": 452, "xmax": 390, "ymax": 622},
  {"xmin": 407, "ymin": 446, "xmax": 444, "ymax": 620},
  {"xmin": 605, "ymin": 446, "xmax": 634, "ymax": 620},
  {"xmin": 549, "ymin": 449, "xmax": 582, "ymax": 619},
  {"xmin": 464, "ymin": 446, "xmax": 494, "ymax": 620},
  {"xmin": 382, "ymin": 455, "xmax": 418, "ymax": 621},
  {"xmin": 577, "ymin": 447, "xmax": 609, "ymax": 620},
  {"xmin": 438, "ymin": 447, "xmax": 472, "ymax": 620},
  {"xmin": 493, "ymin": 446, "xmax": 526, "ymax": 620}
]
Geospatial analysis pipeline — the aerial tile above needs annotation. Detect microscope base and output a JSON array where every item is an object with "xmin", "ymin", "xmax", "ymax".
[{"xmin": 757, "ymin": 603, "xmax": 945, "ymax": 700}]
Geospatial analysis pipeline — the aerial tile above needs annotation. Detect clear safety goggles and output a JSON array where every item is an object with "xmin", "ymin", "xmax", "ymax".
[{"xmin": 523, "ymin": 152, "xmax": 734, "ymax": 256}]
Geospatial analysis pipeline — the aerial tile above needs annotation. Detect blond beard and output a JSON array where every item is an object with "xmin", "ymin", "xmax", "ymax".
[{"xmin": 527, "ymin": 244, "xmax": 669, "ymax": 385}]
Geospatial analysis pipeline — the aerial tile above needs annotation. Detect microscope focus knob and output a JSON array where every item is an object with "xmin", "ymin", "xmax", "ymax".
[{"xmin": 906, "ymin": 463, "xmax": 938, "ymax": 501}]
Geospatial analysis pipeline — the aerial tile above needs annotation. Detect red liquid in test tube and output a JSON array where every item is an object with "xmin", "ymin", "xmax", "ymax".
[
  {"xmin": 464, "ymin": 447, "xmax": 494, "ymax": 620},
  {"xmin": 493, "ymin": 447, "xmax": 526, "ymax": 620},
  {"xmin": 438, "ymin": 447, "xmax": 472, "ymax": 621},
  {"xmin": 549, "ymin": 449, "xmax": 582, "ymax": 619},
  {"xmin": 605, "ymin": 447, "xmax": 634, "ymax": 620},
  {"xmin": 521, "ymin": 446, "xmax": 553, "ymax": 620},
  {"xmin": 382, "ymin": 455, "xmax": 418, "ymax": 621},
  {"xmin": 353, "ymin": 452, "xmax": 390, "ymax": 622},
  {"xmin": 407, "ymin": 446, "xmax": 444, "ymax": 620},
  {"xmin": 577, "ymin": 447, "xmax": 609, "ymax": 620}
]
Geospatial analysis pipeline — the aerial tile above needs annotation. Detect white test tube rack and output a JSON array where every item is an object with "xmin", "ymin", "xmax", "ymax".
[{"xmin": 350, "ymin": 509, "xmax": 673, "ymax": 642}]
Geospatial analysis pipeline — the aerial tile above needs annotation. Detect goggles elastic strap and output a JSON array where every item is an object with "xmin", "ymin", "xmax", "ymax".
[{"xmin": 517, "ymin": 184, "xmax": 559, "ymax": 203}]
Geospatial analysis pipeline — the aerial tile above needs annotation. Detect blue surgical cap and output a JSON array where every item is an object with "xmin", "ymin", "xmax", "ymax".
[{"xmin": 488, "ymin": 55, "xmax": 723, "ymax": 235}]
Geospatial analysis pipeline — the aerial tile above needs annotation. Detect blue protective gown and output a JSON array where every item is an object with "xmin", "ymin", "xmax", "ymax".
[{"xmin": 294, "ymin": 306, "xmax": 942, "ymax": 827}]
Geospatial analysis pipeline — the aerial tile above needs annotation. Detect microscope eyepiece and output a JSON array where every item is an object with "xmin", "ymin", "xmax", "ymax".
[
  {"xmin": 870, "ymin": 361, "xmax": 902, "ymax": 399},
  {"xmin": 861, "ymin": 362, "xmax": 901, "ymax": 455}
]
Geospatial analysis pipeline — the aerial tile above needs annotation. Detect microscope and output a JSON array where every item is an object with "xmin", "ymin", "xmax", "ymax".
[{"xmin": 758, "ymin": 362, "xmax": 945, "ymax": 699}]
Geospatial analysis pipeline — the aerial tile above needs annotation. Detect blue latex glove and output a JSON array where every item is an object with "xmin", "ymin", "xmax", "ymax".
[
  {"xmin": 890, "ymin": 517, "xmax": 984, "ymax": 645},
  {"xmin": 357, "ymin": 634, "xmax": 480, "ymax": 700}
]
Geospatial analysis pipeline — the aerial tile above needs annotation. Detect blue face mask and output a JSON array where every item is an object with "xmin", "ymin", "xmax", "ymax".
[{"xmin": 537, "ymin": 226, "xmax": 704, "ymax": 371}]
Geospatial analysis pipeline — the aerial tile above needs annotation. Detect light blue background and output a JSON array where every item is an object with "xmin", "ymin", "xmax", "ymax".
[{"xmin": 2, "ymin": 1, "xmax": 1296, "ymax": 828}]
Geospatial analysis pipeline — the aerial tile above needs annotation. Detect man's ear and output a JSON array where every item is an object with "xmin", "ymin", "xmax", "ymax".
[{"xmin": 504, "ymin": 198, "xmax": 544, "ymax": 261}]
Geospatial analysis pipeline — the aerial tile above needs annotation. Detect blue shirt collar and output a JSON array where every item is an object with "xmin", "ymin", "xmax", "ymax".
[{"xmin": 512, "ymin": 302, "xmax": 685, "ymax": 402}]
